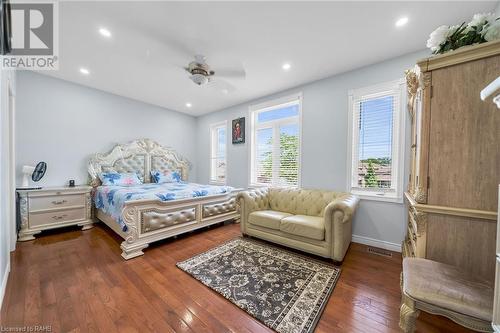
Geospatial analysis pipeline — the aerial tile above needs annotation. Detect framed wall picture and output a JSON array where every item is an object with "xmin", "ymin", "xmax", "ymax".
[{"xmin": 232, "ymin": 117, "xmax": 245, "ymax": 144}]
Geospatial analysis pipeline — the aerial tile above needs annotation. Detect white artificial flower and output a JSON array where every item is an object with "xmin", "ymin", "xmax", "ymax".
[
  {"xmin": 464, "ymin": 12, "xmax": 495, "ymax": 34},
  {"xmin": 469, "ymin": 12, "xmax": 494, "ymax": 28},
  {"xmin": 426, "ymin": 25, "xmax": 450, "ymax": 52},
  {"xmin": 448, "ymin": 25, "xmax": 462, "ymax": 36},
  {"xmin": 484, "ymin": 19, "xmax": 500, "ymax": 41}
]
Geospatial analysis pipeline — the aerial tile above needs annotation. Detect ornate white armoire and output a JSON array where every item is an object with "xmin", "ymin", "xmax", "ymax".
[{"xmin": 404, "ymin": 40, "xmax": 500, "ymax": 283}]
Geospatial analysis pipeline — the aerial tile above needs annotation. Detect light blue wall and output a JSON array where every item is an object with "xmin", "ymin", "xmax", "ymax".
[
  {"xmin": 15, "ymin": 71, "xmax": 198, "ymax": 187},
  {"xmin": 196, "ymin": 49, "xmax": 430, "ymax": 247},
  {"xmin": 15, "ymin": 49, "xmax": 432, "ymax": 248}
]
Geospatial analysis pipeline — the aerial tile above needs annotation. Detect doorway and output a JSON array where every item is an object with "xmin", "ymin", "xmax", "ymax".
[{"xmin": 7, "ymin": 79, "xmax": 15, "ymax": 251}]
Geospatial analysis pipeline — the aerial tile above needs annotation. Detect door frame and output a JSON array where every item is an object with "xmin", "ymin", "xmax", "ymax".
[{"xmin": 8, "ymin": 77, "xmax": 15, "ymax": 251}]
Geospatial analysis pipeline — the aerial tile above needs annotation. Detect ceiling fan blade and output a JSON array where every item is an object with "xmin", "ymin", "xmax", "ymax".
[
  {"xmin": 215, "ymin": 67, "xmax": 246, "ymax": 80},
  {"xmin": 118, "ymin": 21, "xmax": 211, "ymax": 69},
  {"xmin": 207, "ymin": 78, "xmax": 237, "ymax": 94}
]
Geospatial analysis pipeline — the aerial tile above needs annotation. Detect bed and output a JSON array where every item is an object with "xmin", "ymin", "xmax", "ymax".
[{"xmin": 88, "ymin": 139, "xmax": 240, "ymax": 260}]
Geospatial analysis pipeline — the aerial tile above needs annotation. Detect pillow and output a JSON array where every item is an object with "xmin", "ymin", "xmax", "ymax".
[
  {"xmin": 99, "ymin": 172, "xmax": 142, "ymax": 186},
  {"xmin": 151, "ymin": 170, "xmax": 182, "ymax": 183}
]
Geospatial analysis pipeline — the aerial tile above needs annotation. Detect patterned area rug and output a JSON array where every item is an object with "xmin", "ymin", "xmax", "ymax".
[{"xmin": 177, "ymin": 237, "xmax": 341, "ymax": 333}]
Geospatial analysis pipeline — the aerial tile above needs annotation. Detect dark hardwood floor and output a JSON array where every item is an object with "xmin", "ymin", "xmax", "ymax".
[{"xmin": 1, "ymin": 222, "xmax": 472, "ymax": 333}]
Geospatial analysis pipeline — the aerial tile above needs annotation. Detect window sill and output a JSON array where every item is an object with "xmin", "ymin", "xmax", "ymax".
[
  {"xmin": 209, "ymin": 180, "xmax": 226, "ymax": 186},
  {"xmin": 249, "ymin": 183, "xmax": 299, "ymax": 189},
  {"xmin": 350, "ymin": 191, "xmax": 403, "ymax": 204},
  {"xmin": 248, "ymin": 183, "xmax": 269, "ymax": 189}
]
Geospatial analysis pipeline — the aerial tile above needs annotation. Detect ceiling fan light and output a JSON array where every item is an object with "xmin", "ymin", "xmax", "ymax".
[{"xmin": 190, "ymin": 73, "xmax": 209, "ymax": 86}]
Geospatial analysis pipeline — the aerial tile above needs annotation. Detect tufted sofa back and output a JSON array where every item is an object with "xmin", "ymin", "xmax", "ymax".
[
  {"xmin": 268, "ymin": 188, "xmax": 346, "ymax": 217},
  {"xmin": 243, "ymin": 188, "xmax": 270, "ymax": 211}
]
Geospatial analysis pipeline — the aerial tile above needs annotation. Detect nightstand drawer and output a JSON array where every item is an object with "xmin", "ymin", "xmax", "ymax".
[
  {"xmin": 29, "ymin": 208, "xmax": 86, "ymax": 228},
  {"xmin": 29, "ymin": 194, "xmax": 85, "ymax": 212}
]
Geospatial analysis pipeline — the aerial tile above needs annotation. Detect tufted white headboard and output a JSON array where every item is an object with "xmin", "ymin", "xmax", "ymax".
[{"xmin": 88, "ymin": 138, "xmax": 191, "ymax": 187}]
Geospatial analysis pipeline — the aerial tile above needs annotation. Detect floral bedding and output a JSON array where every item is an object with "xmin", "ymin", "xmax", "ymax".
[
  {"xmin": 99, "ymin": 172, "xmax": 142, "ymax": 186},
  {"xmin": 94, "ymin": 182, "xmax": 233, "ymax": 231}
]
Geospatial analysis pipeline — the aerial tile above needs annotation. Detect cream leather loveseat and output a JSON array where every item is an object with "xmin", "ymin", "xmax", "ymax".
[{"xmin": 237, "ymin": 188, "xmax": 359, "ymax": 262}]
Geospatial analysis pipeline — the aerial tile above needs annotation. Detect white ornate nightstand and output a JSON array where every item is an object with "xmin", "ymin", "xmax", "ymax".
[{"xmin": 17, "ymin": 186, "xmax": 93, "ymax": 241}]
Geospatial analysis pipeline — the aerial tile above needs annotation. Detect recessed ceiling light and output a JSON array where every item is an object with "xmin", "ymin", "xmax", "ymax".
[
  {"xmin": 185, "ymin": 102, "xmax": 192, "ymax": 108},
  {"xmin": 395, "ymin": 17, "xmax": 409, "ymax": 27},
  {"xmin": 282, "ymin": 62, "xmax": 291, "ymax": 71},
  {"xmin": 99, "ymin": 27, "xmax": 112, "ymax": 38},
  {"xmin": 79, "ymin": 67, "xmax": 90, "ymax": 75}
]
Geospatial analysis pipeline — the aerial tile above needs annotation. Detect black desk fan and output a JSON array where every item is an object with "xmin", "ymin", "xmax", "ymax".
[{"xmin": 17, "ymin": 162, "xmax": 47, "ymax": 190}]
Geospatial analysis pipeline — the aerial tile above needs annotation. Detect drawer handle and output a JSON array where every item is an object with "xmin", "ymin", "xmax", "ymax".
[
  {"xmin": 52, "ymin": 214, "xmax": 67, "ymax": 220},
  {"xmin": 52, "ymin": 200, "xmax": 67, "ymax": 205}
]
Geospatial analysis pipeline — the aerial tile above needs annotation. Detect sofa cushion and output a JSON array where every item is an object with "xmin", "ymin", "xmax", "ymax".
[
  {"xmin": 249, "ymin": 210, "xmax": 293, "ymax": 230},
  {"xmin": 403, "ymin": 258, "xmax": 494, "ymax": 321},
  {"xmin": 280, "ymin": 215, "xmax": 325, "ymax": 241}
]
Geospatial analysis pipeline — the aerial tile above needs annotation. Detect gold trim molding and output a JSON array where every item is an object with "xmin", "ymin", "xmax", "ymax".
[
  {"xmin": 417, "ymin": 39, "xmax": 500, "ymax": 72},
  {"xmin": 412, "ymin": 186, "xmax": 427, "ymax": 204},
  {"xmin": 404, "ymin": 192, "xmax": 497, "ymax": 221},
  {"xmin": 405, "ymin": 69, "xmax": 418, "ymax": 120}
]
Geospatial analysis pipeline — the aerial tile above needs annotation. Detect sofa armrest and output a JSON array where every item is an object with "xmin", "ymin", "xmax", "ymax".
[
  {"xmin": 236, "ymin": 188, "xmax": 270, "ymax": 233},
  {"xmin": 324, "ymin": 194, "xmax": 359, "ymax": 224},
  {"xmin": 324, "ymin": 194, "xmax": 360, "ymax": 262}
]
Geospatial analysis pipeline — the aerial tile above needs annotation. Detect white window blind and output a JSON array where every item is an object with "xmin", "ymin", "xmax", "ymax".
[
  {"xmin": 348, "ymin": 79, "xmax": 405, "ymax": 201},
  {"xmin": 250, "ymin": 94, "xmax": 301, "ymax": 187},
  {"xmin": 210, "ymin": 122, "xmax": 227, "ymax": 184}
]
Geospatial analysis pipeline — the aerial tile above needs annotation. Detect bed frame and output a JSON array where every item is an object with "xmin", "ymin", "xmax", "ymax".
[{"xmin": 88, "ymin": 139, "xmax": 240, "ymax": 260}]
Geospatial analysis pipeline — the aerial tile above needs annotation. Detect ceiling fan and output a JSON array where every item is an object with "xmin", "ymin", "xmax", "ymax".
[
  {"xmin": 184, "ymin": 55, "xmax": 215, "ymax": 86},
  {"xmin": 184, "ymin": 54, "xmax": 246, "ymax": 91},
  {"xmin": 112, "ymin": 23, "xmax": 246, "ymax": 93}
]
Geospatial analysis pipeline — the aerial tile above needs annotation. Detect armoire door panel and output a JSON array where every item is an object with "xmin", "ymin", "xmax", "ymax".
[
  {"xmin": 426, "ymin": 214, "xmax": 496, "ymax": 282},
  {"xmin": 427, "ymin": 55, "xmax": 500, "ymax": 211}
]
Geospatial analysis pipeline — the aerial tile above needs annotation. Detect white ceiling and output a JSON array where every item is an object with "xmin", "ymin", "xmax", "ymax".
[{"xmin": 40, "ymin": 1, "xmax": 497, "ymax": 116}]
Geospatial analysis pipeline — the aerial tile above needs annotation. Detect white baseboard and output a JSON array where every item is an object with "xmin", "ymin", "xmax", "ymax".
[
  {"xmin": 0, "ymin": 259, "xmax": 10, "ymax": 309},
  {"xmin": 352, "ymin": 234, "xmax": 402, "ymax": 253}
]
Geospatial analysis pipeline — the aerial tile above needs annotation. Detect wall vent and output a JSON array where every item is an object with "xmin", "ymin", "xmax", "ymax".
[{"xmin": 367, "ymin": 247, "xmax": 392, "ymax": 258}]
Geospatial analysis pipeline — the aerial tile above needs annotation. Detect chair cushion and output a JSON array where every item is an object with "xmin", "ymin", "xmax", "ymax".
[
  {"xmin": 402, "ymin": 258, "xmax": 494, "ymax": 321},
  {"xmin": 249, "ymin": 210, "xmax": 292, "ymax": 230},
  {"xmin": 280, "ymin": 215, "xmax": 325, "ymax": 241}
]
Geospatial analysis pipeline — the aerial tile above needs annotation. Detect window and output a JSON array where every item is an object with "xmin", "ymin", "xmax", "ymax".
[
  {"xmin": 250, "ymin": 94, "xmax": 301, "ymax": 187},
  {"xmin": 210, "ymin": 122, "xmax": 227, "ymax": 184},
  {"xmin": 347, "ymin": 79, "xmax": 405, "ymax": 202}
]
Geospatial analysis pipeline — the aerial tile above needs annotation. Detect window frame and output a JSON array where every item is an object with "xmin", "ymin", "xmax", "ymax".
[
  {"xmin": 209, "ymin": 120, "xmax": 227, "ymax": 185},
  {"xmin": 347, "ymin": 78, "xmax": 406, "ymax": 203},
  {"xmin": 248, "ymin": 93, "xmax": 303, "ymax": 188}
]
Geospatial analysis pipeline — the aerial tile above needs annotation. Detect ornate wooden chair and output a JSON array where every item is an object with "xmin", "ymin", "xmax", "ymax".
[{"xmin": 399, "ymin": 258, "xmax": 494, "ymax": 333}]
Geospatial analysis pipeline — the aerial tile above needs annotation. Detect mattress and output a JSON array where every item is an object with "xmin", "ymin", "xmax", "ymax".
[{"xmin": 93, "ymin": 182, "xmax": 233, "ymax": 231}]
